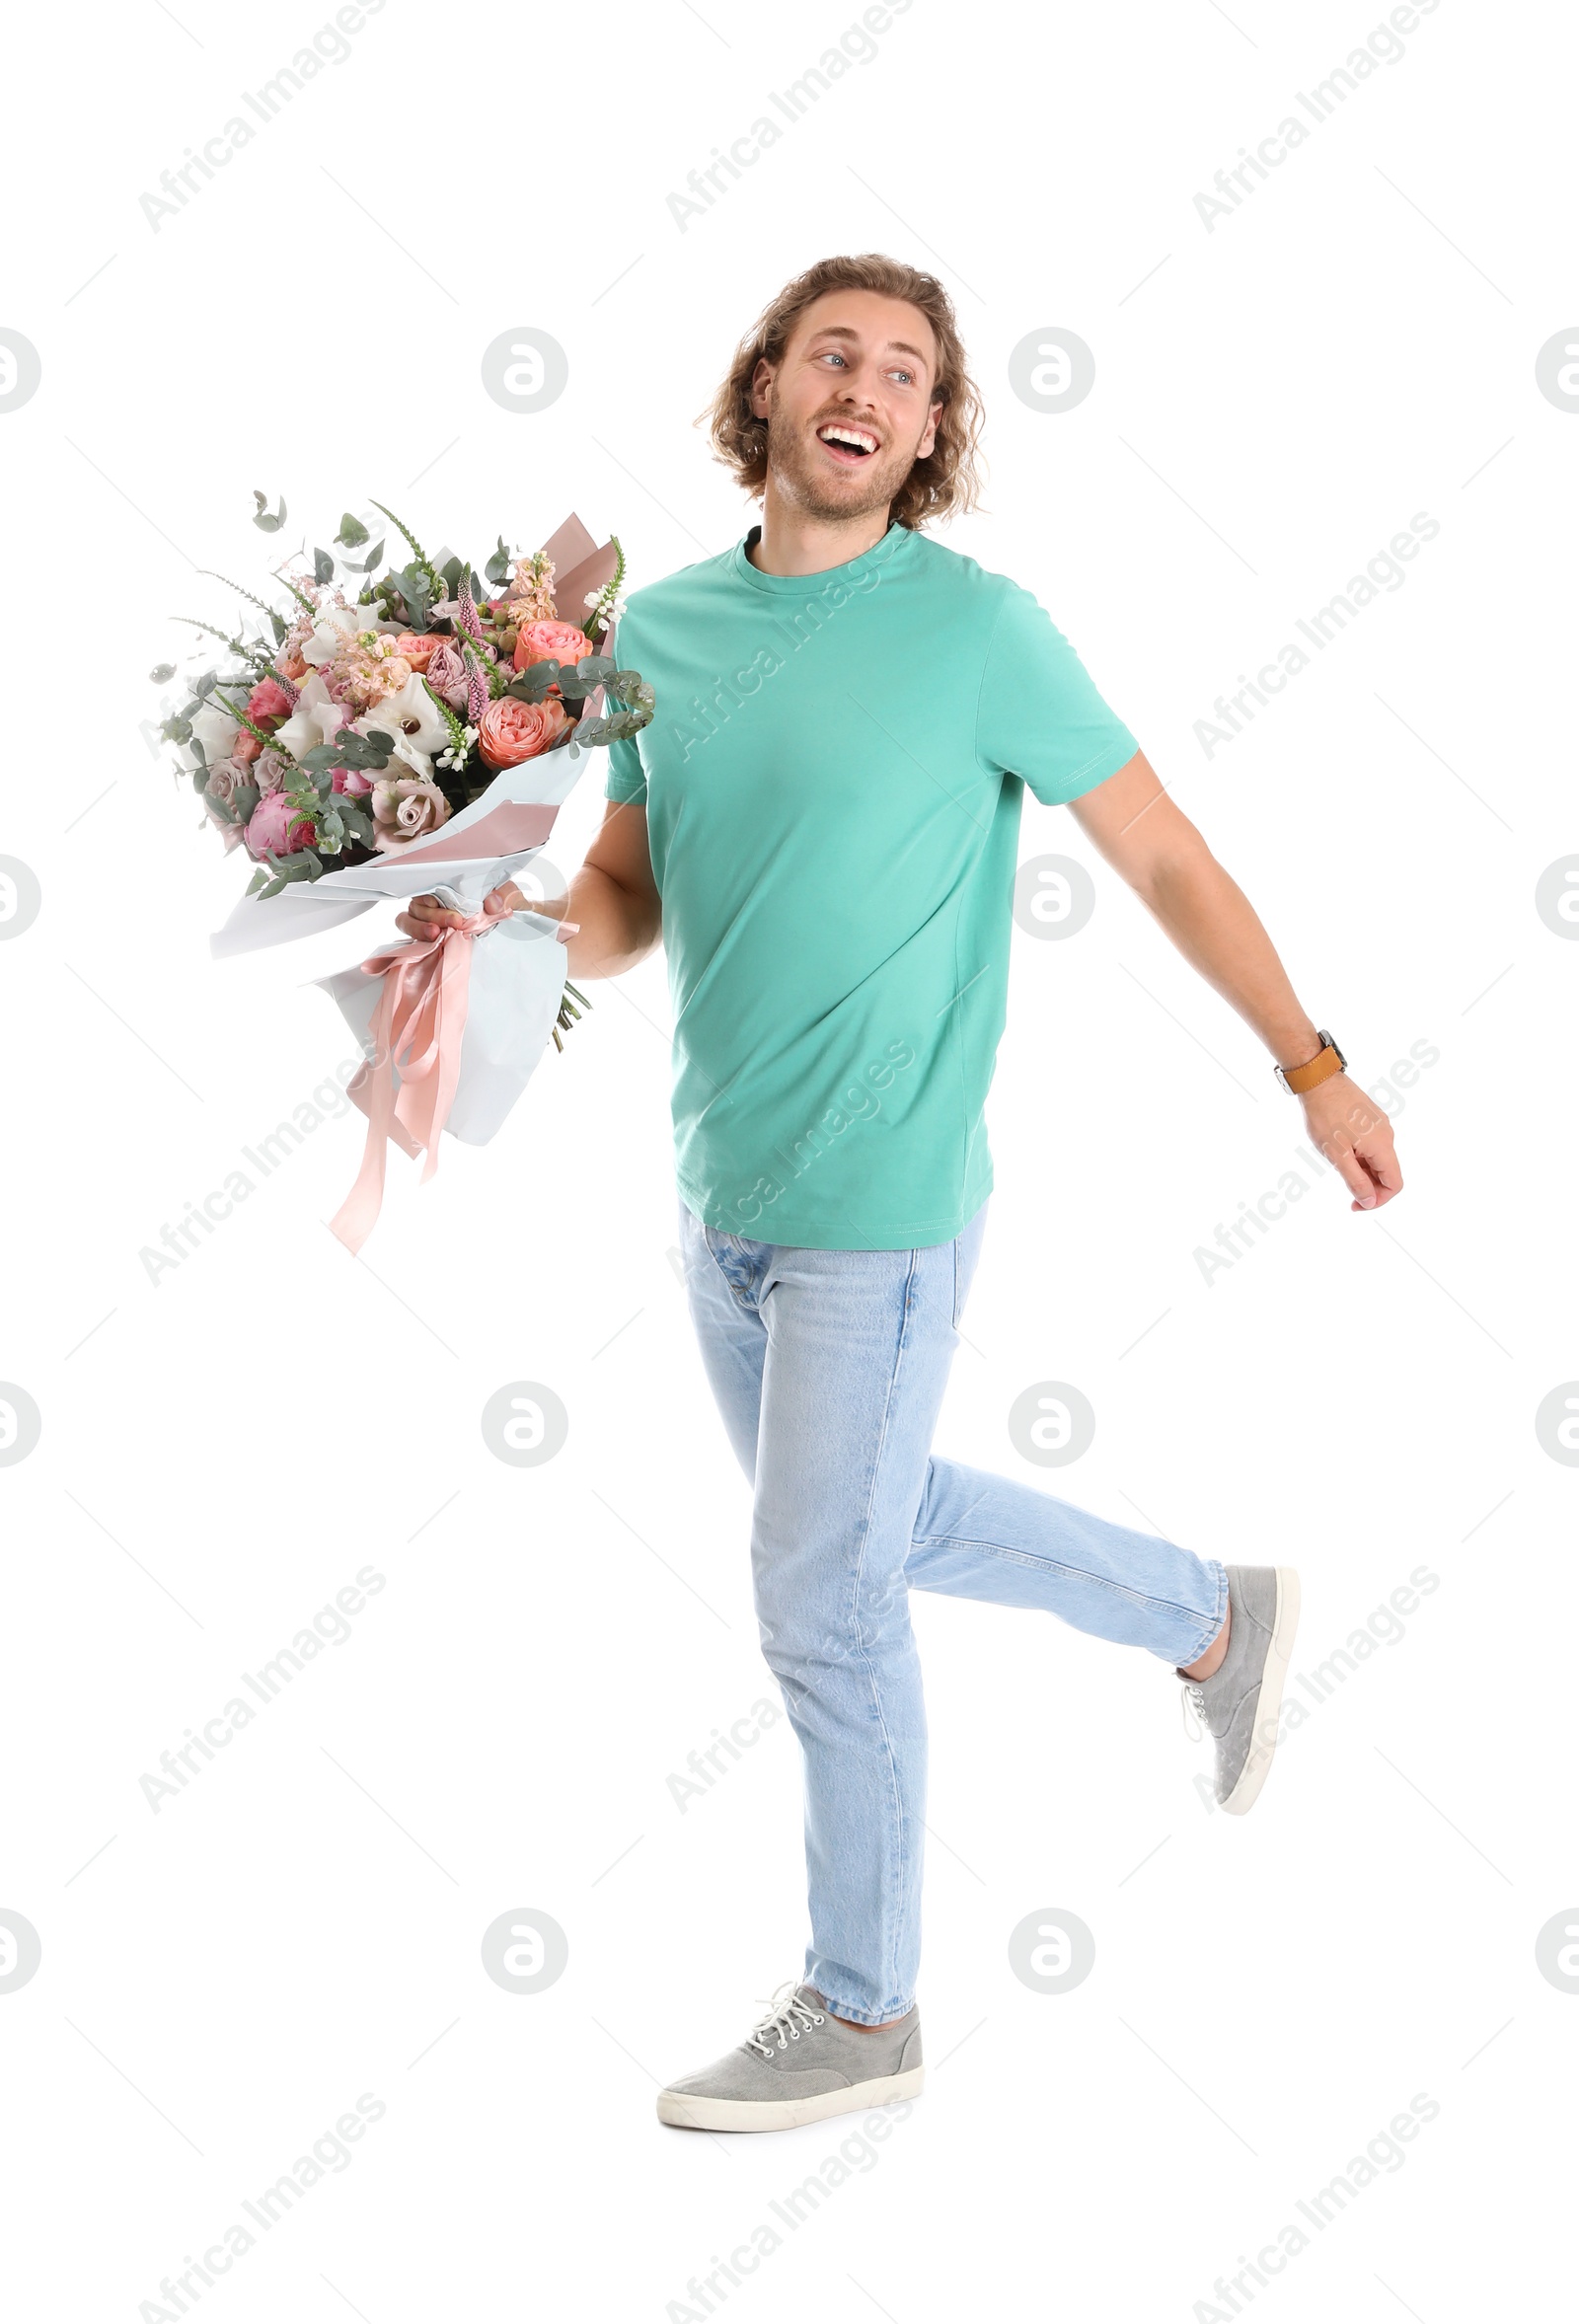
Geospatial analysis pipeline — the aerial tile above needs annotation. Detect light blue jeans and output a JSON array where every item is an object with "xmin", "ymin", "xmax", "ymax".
[{"xmin": 678, "ymin": 1194, "xmax": 1228, "ymax": 2025}]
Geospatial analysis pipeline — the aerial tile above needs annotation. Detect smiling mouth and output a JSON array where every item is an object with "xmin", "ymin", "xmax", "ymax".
[{"xmin": 815, "ymin": 421, "xmax": 880, "ymax": 463}]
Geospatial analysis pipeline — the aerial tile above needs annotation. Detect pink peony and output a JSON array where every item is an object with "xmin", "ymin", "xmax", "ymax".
[
  {"xmin": 332, "ymin": 767, "xmax": 374, "ymax": 796},
  {"xmin": 512, "ymin": 620, "xmax": 592, "ymax": 673},
  {"xmin": 246, "ymin": 788, "xmax": 315, "ymax": 859}
]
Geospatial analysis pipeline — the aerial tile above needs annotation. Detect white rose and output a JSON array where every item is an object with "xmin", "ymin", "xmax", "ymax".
[{"xmin": 188, "ymin": 701, "xmax": 240, "ymax": 770}]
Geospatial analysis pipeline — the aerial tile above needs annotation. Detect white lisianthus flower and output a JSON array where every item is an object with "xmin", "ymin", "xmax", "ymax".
[
  {"xmin": 271, "ymin": 672, "xmax": 348, "ymax": 762},
  {"xmin": 380, "ymin": 731, "xmax": 437, "ymax": 783},
  {"xmin": 356, "ymin": 672, "xmax": 452, "ymax": 759},
  {"xmin": 301, "ymin": 604, "xmax": 363, "ymax": 666}
]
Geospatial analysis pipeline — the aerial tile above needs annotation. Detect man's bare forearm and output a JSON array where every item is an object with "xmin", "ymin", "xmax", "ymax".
[
  {"xmin": 532, "ymin": 862, "xmax": 661, "ymax": 981},
  {"xmin": 1140, "ymin": 839, "xmax": 1321, "ymax": 1070}
]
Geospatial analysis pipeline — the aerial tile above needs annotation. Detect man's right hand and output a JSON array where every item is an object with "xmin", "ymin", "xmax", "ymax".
[{"xmin": 396, "ymin": 883, "xmax": 562, "ymax": 939}]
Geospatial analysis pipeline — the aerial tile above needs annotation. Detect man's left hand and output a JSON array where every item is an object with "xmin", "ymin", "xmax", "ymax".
[{"xmin": 1301, "ymin": 1074, "xmax": 1402, "ymax": 1211}]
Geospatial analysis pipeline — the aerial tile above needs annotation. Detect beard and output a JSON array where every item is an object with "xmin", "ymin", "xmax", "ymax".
[{"xmin": 764, "ymin": 402, "xmax": 920, "ymax": 524}]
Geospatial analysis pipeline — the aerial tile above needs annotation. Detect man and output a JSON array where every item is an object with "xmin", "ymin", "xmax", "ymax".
[{"xmin": 408, "ymin": 254, "xmax": 1401, "ymax": 2135}]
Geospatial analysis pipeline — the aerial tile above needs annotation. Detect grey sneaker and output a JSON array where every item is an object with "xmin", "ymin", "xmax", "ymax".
[
  {"xmin": 655, "ymin": 1981, "xmax": 924, "ymax": 2133},
  {"xmin": 1179, "ymin": 1564, "xmax": 1301, "ymax": 1814}
]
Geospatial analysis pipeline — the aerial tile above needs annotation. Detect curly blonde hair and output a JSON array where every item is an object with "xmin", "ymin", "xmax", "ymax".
[{"xmin": 700, "ymin": 253, "xmax": 984, "ymax": 532}]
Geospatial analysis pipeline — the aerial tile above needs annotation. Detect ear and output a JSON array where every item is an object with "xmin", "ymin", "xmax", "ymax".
[
  {"xmin": 917, "ymin": 397, "xmax": 943, "ymax": 461},
  {"xmin": 748, "ymin": 354, "xmax": 775, "ymax": 419}
]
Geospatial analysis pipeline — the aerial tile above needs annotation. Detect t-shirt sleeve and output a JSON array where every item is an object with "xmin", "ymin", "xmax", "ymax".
[
  {"xmin": 601, "ymin": 606, "xmax": 649, "ymax": 804},
  {"xmin": 604, "ymin": 729, "xmax": 647, "ymax": 805},
  {"xmin": 975, "ymin": 579, "xmax": 1139, "ymax": 805}
]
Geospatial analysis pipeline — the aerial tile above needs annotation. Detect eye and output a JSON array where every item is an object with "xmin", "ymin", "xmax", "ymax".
[
  {"xmin": 818, "ymin": 350, "xmax": 847, "ymax": 367},
  {"xmin": 889, "ymin": 368, "xmax": 916, "ymax": 386}
]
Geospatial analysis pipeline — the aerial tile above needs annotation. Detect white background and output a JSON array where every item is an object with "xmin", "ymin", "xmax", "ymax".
[{"xmin": 1, "ymin": 0, "xmax": 1574, "ymax": 2316}]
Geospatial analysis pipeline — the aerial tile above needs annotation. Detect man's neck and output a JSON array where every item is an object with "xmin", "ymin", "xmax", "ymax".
[{"xmin": 747, "ymin": 476, "xmax": 893, "ymax": 577}]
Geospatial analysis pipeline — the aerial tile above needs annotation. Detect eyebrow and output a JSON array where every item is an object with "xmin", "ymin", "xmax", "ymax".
[{"xmin": 805, "ymin": 325, "xmax": 933, "ymax": 371}]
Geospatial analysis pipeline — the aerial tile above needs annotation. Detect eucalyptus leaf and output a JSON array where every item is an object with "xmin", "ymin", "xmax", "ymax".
[
  {"xmin": 313, "ymin": 548, "xmax": 335, "ymax": 585},
  {"xmin": 269, "ymin": 610, "xmax": 287, "ymax": 643},
  {"xmin": 336, "ymin": 512, "xmax": 370, "ymax": 548},
  {"xmin": 484, "ymin": 536, "xmax": 511, "ymax": 586},
  {"xmin": 246, "ymin": 868, "xmax": 269, "ymax": 896},
  {"xmin": 234, "ymin": 783, "xmax": 260, "ymax": 822},
  {"xmin": 149, "ymin": 662, "xmax": 177, "ymax": 684},
  {"xmin": 260, "ymin": 875, "xmax": 286, "ymax": 898},
  {"xmin": 252, "ymin": 490, "xmax": 287, "ymax": 533}
]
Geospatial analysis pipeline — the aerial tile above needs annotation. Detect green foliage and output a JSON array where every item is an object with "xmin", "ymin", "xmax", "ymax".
[
  {"xmin": 149, "ymin": 662, "xmax": 176, "ymax": 683},
  {"xmin": 313, "ymin": 547, "xmax": 336, "ymax": 585},
  {"xmin": 484, "ymin": 534, "xmax": 511, "ymax": 587},
  {"xmin": 336, "ymin": 512, "xmax": 370, "ymax": 548},
  {"xmin": 252, "ymin": 490, "xmax": 287, "ymax": 533}
]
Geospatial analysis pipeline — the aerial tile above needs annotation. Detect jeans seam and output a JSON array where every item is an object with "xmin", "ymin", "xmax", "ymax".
[
  {"xmin": 844, "ymin": 1245, "xmax": 923, "ymax": 2014},
  {"xmin": 911, "ymin": 1531, "xmax": 1225, "ymax": 1646}
]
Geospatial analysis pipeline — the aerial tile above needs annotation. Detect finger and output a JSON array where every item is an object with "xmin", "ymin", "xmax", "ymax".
[
  {"xmin": 1352, "ymin": 1134, "xmax": 1403, "ymax": 1210},
  {"xmin": 1327, "ymin": 1141, "xmax": 1381, "ymax": 1210}
]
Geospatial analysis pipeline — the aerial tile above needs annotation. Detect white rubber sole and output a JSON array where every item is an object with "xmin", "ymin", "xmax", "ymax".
[
  {"xmin": 1220, "ymin": 1565, "xmax": 1301, "ymax": 1817},
  {"xmin": 656, "ymin": 2063, "xmax": 925, "ymax": 2133}
]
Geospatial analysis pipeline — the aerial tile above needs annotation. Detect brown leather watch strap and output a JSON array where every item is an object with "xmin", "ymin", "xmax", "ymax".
[{"xmin": 1278, "ymin": 1033, "xmax": 1345, "ymax": 1095}]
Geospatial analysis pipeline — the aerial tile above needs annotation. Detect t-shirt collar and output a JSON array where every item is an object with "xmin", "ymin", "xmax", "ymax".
[{"xmin": 727, "ymin": 518, "xmax": 913, "ymax": 594}]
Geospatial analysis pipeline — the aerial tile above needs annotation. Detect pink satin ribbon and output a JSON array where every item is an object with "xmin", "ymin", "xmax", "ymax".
[{"xmin": 329, "ymin": 914, "xmax": 494, "ymax": 1254}]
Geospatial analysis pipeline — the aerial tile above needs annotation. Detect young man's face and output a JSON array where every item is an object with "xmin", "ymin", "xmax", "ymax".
[{"xmin": 749, "ymin": 288, "xmax": 944, "ymax": 526}]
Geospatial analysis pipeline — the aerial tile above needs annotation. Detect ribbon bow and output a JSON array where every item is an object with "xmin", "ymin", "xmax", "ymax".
[{"xmin": 329, "ymin": 913, "xmax": 494, "ymax": 1254}]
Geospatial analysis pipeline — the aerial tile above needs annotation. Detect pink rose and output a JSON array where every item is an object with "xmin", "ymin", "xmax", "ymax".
[
  {"xmin": 395, "ymin": 633, "xmax": 442, "ymax": 673},
  {"xmin": 247, "ymin": 677, "xmax": 295, "ymax": 728},
  {"xmin": 202, "ymin": 759, "xmax": 249, "ymax": 852},
  {"xmin": 512, "ymin": 620, "xmax": 592, "ymax": 673},
  {"xmin": 246, "ymin": 788, "xmax": 315, "ymax": 860},
  {"xmin": 255, "ymin": 749, "xmax": 289, "ymax": 793},
  {"xmin": 332, "ymin": 767, "xmax": 375, "ymax": 796},
  {"xmin": 233, "ymin": 730, "xmax": 263, "ymax": 765},
  {"xmin": 477, "ymin": 695, "xmax": 569, "ymax": 770},
  {"xmin": 423, "ymin": 639, "xmax": 469, "ymax": 709},
  {"xmin": 371, "ymin": 775, "xmax": 452, "ymax": 852}
]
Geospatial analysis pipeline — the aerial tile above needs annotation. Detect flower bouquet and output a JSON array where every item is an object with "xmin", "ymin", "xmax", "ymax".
[{"xmin": 161, "ymin": 500, "xmax": 654, "ymax": 1249}]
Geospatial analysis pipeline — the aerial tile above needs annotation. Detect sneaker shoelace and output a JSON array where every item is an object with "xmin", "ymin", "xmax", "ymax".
[
  {"xmin": 747, "ymin": 1982, "xmax": 826, "ymax": 2059},
  {"xmin": 1180, "ymin": 1681, "xmax": 1207, "ymax": 1743}
]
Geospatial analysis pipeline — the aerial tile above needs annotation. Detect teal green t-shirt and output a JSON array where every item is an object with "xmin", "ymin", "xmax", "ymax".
[{"xmin": 603, "ymin": 520, "xmax": 1138, "ymax": 1249}]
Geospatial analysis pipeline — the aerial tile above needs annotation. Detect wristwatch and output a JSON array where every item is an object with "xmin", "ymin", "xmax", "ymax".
[{"xmin": 1274, "ymin": 1029, "xmax": 1347, "ymax": 1095}]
